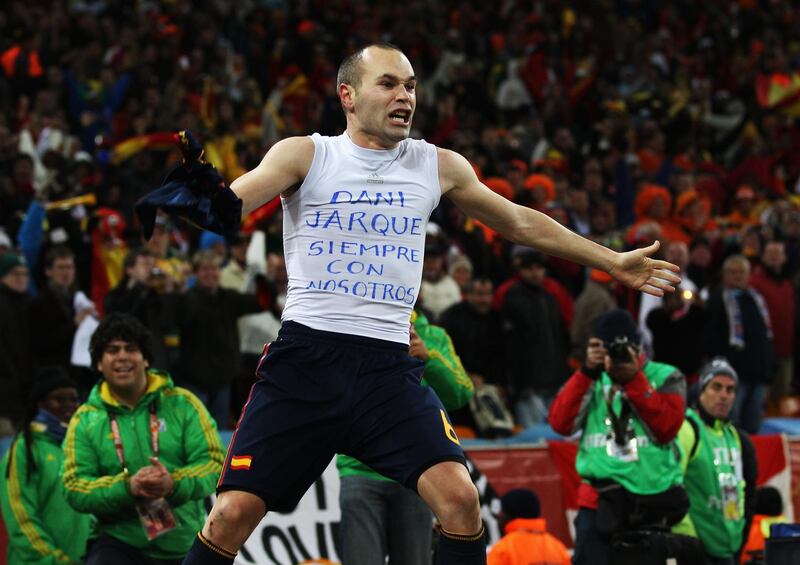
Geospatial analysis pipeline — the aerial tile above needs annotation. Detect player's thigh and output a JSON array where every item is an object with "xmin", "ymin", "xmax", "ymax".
[
  {"xmin": 345, "ymin": 358, "xmax": 466, "ymax": 489},
  {"xmin": 218, "ymin": 337, "xmax": 351, "ymax": 512}
]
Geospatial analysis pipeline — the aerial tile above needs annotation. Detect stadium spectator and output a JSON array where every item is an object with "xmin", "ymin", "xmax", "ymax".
[
  {"xmin": 173, "ymin": 249, "xmax": 260, "ymax": 429},
  {"xmin": 30, "ymin": 246, "xmax": 92, "ymax": 368},
  {"xmin": 105, "ymin": 248, "xmax": 176, "ymax": 371},
  {"xmin": 646, "ymin": 286, "xmax": 710, "ymax": 393},
  {"xmin": 705, "ymin": 255, "xmax": 776, "ymax": 434},
  {"xmin": 62, "ymin": 313, "xmax": 224, "ymax": 565},
  {"xmin": 570, "ymin": 269, "xmax": 617, "ymax": 363},
  {"xmin": 0, "ymin": 252, "xmax": 33, "ymax": 432},
  {"xmin": 549, "ymin": 309, "xmax": 686, "ymax": 565},
  {"xmin": 501, "ymin": 250, "xmax": 570, "ymax": 427},
  {"xmin": 0, "ymin": 366, "xmax": 91, "ymax": 564},
  {"xmin": 439, "ymin": 277, "xmax": 505, "ymax": 387},
  {"xmin": 674, "ymin": 358, "xmax": 757, "ymax": 565},
  {"xmin": 420, "ymin": 241, "xmax": 462, "ymax": 322},
  {"xmin": 638, "ymin": 240, "xmax": 698, "ymax": 355},
  {"xmin": 750, "ymin": 240, "xmax": 795, "ymax": 406},
  {"xmin": 487, "ymin": 488, "xmax": 570, "ymax": 565}
]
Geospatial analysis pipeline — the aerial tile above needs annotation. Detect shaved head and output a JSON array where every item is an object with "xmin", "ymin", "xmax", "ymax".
[{"xmin": 337, "ymin": 42, "xmax": 404, "ymax": 90}]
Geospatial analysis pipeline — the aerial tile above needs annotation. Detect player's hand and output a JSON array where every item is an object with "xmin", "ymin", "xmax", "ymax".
[
  {"xmin": 585, "ymin": 338, "xmax": 607, "ymax": 370},
  {"xmin": 608, "ymin": 241, "xmax": 681, "ymax": 297},
  {"xmin": 409, "ymin": 326, "xmax": 429, "ymax": 361}
]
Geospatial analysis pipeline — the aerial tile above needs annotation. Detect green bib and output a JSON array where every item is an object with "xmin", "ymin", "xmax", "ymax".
[
  {"xmin": 575, "ymin": 361, "xmax": 683, "ymax": 495},
  {"xmin": 683, "ymin": 409, "xmax": 745, "ymax": 558}
]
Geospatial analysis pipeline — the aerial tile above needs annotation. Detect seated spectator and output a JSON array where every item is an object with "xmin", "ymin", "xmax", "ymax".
[
  {"xmin": 0, "ymin": 367, "xmax": 91, "ymax": 564},
  {"xmin": 488, "ymin": 488, "xmax": 570, "ymax": 565},
  {"xmin": 62, "ymin": 313, "xmax": 224, "ymax": 565}
]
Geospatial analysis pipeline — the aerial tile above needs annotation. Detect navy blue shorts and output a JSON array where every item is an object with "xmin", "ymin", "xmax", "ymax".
[{"xmin": 217, "ymin": 321, "xmax": 466, "ymax": 512}]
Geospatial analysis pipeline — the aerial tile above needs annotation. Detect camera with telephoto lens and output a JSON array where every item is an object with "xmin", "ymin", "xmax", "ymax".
[{"xmin": 606, "ymin": 336, "xmax": 633, "ymax": 363}]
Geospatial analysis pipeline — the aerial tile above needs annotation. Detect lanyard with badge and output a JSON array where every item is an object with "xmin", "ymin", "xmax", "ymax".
[
  {"xmin": 604, "ymin": 387, "xmax": 639, "ymax": 462},
  {"xmin": 109, "ymin": 400, "xmax": 178, "ymax": 540}
]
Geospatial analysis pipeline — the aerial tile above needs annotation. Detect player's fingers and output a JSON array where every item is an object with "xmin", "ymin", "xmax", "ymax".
[
  {"xmin": 645, "ymin": 277, "xmax": 675, "ymax": 293},
  {"xmin": 639, "ymin": 283, "xmax": 665, "ymax": 297},
  {"xmin": 650, "ymin": 259, "xmax": 682, "ymax": 274},
  {"xmin": 641, "ymin": 240, "xmax": 660, "ymax": 256},
  {"xmin": 650, "ymin": 267, "xmax": 681, "ymax": 287}
]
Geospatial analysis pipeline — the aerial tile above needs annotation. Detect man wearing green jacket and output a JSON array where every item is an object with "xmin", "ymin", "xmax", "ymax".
[
  {"xmin": 62, "ymin": 313, "xmax": 224, "ymax": 564},
  {"xmin": 337, "ymin": 310, "xmax": 475, "ymax": 565},
  {"xmin": 0, "ymin": 367, "xmax": 91, "ymax": 565},
  {"xmin": 674, "ymin": 357, "xmax": 758, "ymax": 565}
]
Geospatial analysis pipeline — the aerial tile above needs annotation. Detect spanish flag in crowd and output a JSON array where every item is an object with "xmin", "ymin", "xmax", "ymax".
[
  {"xmin": 756, "ymin": 72, "xmax": 800, "ymax": 117},
  {"xmin": 110, "ymin": 132, "xmax": 179, "ymax": 165}
]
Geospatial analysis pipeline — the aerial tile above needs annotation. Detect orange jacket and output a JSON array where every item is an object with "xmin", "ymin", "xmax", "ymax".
[
  {"xmin": 740, "ymin": 514, "xmax": 789, "ymax": 564},
  {"xmin": 487, "ymin": 518, "xmax": 571, "ymax": 565}
]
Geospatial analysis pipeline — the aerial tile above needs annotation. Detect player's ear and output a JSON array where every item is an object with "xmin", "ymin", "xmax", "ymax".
[{"xmin": 339, "ymin": 83, "xmax": 356, "ymax": 110}]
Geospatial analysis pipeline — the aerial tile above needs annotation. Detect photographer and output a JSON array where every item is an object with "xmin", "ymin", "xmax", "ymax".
[{"xmin": 549, "ymin": 309, "xmax": 688, "ymax": 565}]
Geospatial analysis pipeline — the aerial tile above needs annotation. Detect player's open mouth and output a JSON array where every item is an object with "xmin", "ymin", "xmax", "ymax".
[{"xmin": 389, "ymin": 110, "xmax": 410, "ymax": 125}]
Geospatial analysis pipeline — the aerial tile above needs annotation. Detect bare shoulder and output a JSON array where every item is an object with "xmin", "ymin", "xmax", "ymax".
[
  {"xmin": 231, "ymin": 136, "xmax": 316, "ymax": 214},
  {"xmin": 262, "ymin": 136, "xmax": 315, "ymax": 176},
  {"xmin": 436, "ymin": 146, "xmax": 475, "ymax": 194}
]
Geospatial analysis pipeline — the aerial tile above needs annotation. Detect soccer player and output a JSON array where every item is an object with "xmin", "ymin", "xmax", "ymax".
[{"xmin": 175, "ymin": 43, "xmax": 680, "ymax": 565}]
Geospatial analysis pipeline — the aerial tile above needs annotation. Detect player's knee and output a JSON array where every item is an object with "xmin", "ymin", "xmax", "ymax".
[
  {"xmin": 205, "ymin": 490, "xmax": 266, "ymax": 542},
  {"xmin": 438, "ymin": 481, "xmax": 481, "ymax": 523}
]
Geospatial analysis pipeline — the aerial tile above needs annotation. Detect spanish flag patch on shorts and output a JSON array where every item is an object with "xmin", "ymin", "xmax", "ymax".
[{"xmin": 230, "ymin": 455, "xmax": 252, "ymax": 470}]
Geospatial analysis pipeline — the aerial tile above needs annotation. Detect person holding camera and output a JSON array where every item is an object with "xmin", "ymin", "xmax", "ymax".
[{"xmin": 549, "ymin": 309, "xmax": 688, "ymax": 565}]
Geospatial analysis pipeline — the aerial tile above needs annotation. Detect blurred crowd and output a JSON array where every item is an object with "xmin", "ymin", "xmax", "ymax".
[{"xmin": 2, "ymin": 0, "xmax": 800, "ymax": 437}]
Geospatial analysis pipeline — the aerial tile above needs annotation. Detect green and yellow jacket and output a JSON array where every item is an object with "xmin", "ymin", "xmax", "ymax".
[
  {"xmin": 336, "ymin": 311, "xmax": 474, "ymax": 480},
  {"xmin": 62, "ymin": 370, "xmax": 224, "ymax": 561},
  {"xmin": 0, "ymin": 423, "xmax": 92, "ymax": 564},
  {"xmin": 673, "ymin": 408, "xmax": 757, "ymax": 558}
]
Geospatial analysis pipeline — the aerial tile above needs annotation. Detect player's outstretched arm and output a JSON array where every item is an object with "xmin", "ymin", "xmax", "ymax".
[
  {"xmin": 439, "ymin": 148, "xmax": 680, "ymax": 297},
  {"xmin": 231, "ymin": 136, "xmax": 315, "ymax": 216}
]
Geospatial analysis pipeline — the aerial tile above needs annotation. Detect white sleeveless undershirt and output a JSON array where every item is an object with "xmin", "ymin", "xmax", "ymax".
[{"xmin": 280, "ymin": 133, "xmax": 441, "ymax": 344}]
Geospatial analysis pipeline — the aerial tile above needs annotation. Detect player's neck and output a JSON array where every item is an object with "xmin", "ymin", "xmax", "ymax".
[{"xmin": 346, "ymin": 127, "xmax": 399, "ymax": 151}]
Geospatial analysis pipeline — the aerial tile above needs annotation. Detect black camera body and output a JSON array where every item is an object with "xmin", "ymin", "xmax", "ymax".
[{"xmin": 606, "ymin": 336, "xmax": 633, "ymax": 363}]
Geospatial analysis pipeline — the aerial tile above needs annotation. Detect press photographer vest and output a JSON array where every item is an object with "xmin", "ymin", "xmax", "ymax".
[
  {"xmin": 281, "ymin": 133, "xmax": 440, "ymax": 344},
  {"xmin": 575, "ymin": 360, "xmax": 683, "ymax": 495},
  {"xmin": 680, "ymin": 409, "xmax": 745, "ymax": 558}
]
